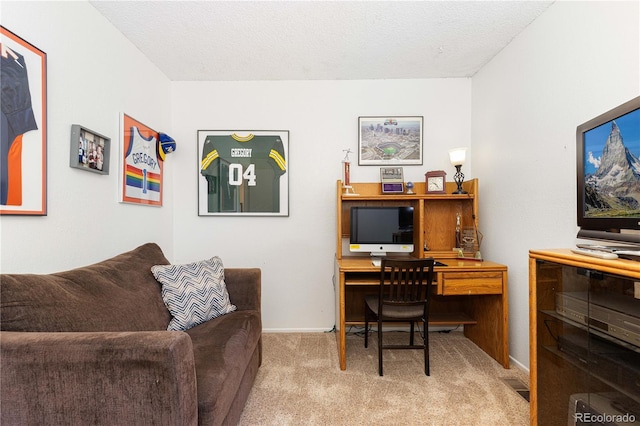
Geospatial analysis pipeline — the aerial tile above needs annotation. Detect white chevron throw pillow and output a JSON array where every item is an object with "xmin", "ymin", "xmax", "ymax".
[{"xmin": 151, "ymin": 256, "xmax": 236, "ymax": 331}]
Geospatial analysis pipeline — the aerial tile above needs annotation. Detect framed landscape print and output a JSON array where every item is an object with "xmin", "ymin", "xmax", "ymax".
[
  {"xmin": 197, "ymin": 130, "xmax": 289, "ymax": 216},
  {"xmin": 120, "ymin": 113, "xmax": 163, "ymax": 206},
  {"xmin": 0, "ymin": 26, "xmax": 47, "ymax": 215},
  {"xmin": 358, "ymin": 116, "xmax": 423, "ymax": 165}
]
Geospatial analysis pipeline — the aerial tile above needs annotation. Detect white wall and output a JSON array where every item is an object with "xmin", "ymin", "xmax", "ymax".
[
  {"xmin": 472, "ymin": 0, "xmax": 640, "ymax": 368},
  {"xmin": 0, "ymin": 1, "xmax": 174, "ymax": 272},
  {"xmin": 171, "ymin": 79, "xmax": 472, "ymax": 330}
]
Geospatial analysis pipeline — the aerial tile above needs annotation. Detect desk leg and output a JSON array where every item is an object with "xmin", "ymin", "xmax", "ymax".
[
  {"xmin": 500, "ymin": 270, "xmax": 509, "ymax": 368},
  {"xmin": 334, "ymin": 263, "xmax": 347, "ymax": 370},
  {"xmin": 462, "ymin": 271, "xmax": 510, "ymax": 368}
]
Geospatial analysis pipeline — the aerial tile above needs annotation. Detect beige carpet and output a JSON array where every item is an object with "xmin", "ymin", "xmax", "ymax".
[{"xmin": 238, "ymin": 331, "xmax": 529, "ymax": 425}]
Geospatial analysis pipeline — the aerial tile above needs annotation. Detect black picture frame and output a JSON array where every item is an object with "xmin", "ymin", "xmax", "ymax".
[{"xmin": 358, "ymin": 116, "xmax": 423, "ymax": 165}]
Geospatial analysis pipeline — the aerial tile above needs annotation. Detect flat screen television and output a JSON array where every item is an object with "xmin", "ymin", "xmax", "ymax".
[
  {"xmin": 349, "ymin": 206, "xmax": 414, "ymax": 257},
  {"xmin": 576, "ymin": 96, "xmax": 640, "ymax": 245}
]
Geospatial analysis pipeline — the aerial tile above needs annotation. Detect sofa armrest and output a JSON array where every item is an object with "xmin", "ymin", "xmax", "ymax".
[
  {"xmin": 1, "ymin": 331, "xmax": 198, "ymax": 426},
  {"xmin": 224, "ymin": 268, "xmax": 261, "ymax": 312}
]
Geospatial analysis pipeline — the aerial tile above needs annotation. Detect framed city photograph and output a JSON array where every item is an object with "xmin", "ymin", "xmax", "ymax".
[
  {"xmin": 358, "ymin": 116, "xmax": 423, "ymax": 165},
  {"xmin": 69, "ymin": 124, "xmax": 110, "ymax": 175},
  {"xmin": 0, "ymin": 26, "xmax": 47, "ymax": 215},
  {"xmin": 197, "ymin": 130, "xmax": 289, "ymax": 216},
  {"xmin": 119, "ymin": 113, "xmax": 163, "ymax": 207}
]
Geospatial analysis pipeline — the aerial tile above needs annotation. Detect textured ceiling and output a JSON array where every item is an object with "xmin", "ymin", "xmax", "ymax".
[{"xmin": 90, "ymin": 1, "xmax": 554, "ymax": 81}]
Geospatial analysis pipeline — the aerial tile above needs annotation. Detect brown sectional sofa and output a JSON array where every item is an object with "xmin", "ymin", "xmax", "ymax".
[{"xmin": 0, "ymin": 243, "xmax": 262, "ymax": 425}]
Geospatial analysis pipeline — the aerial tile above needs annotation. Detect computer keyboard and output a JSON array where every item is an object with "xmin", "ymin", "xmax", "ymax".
[{"xmin": 371, "ymin": 259, "xmax": 448, "ymax": 267}]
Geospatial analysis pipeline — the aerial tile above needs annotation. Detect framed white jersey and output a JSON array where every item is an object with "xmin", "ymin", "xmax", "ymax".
[
  {"xmin": 198, "ymin": 130, "xmax": 289, "ymax": 216},
  {"xmin": 120, "ymin": 113, "xmax": 163, "ymax": 206}
]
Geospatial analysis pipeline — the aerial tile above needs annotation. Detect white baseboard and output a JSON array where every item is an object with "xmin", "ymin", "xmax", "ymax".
[
  {"xmin": 263, "ymin": 328, "xmax": 334, "ymax": 333},
  {"xmin": 509, "ymin": 356, "xmax": 530, "ymax": 375}
]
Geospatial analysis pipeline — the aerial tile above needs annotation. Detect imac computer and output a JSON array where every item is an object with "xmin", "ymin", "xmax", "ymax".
[{"xmin": 349, "ymin": 206, "xmax": 414, "ymax": 263}]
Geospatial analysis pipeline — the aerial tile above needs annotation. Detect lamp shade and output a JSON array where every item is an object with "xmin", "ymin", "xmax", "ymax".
[{"xmin": 448, "ymin": 147, "xmax": 468, "ymax": 166}]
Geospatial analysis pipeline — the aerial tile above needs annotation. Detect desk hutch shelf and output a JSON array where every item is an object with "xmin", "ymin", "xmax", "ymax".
[{"xmin": 336, "ymin": 179, "xmax": 479, "ymax": 260}]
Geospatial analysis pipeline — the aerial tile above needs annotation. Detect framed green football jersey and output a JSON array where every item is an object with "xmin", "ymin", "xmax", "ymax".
[{"xmin": 198, "ymin": 130, "xmax": 289, "ymax": 216}]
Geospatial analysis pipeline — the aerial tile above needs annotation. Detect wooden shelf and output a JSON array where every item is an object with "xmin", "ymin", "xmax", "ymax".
[
  {"xmin": 341, "ymin": 193, "xmax": 475, "ymax": 201},
  {"xmin": 429, "ymin": 312, "xmax": 477, "ymax": 325},
  {"xmin": 345, "ymin": 313, "xmax": 477, "ymax": 327},
  {"xmin": 341, "ymin": 181, "xmax": 476, "ymax": 199},
  {"xmin": 336, "ymin": 179, "xmax": 480, "ymax": 260}
]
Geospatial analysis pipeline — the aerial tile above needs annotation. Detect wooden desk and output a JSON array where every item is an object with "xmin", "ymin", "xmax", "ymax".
[{"xmin": 334, "ymin": 256, "xmax": 509, "ymax": 370}]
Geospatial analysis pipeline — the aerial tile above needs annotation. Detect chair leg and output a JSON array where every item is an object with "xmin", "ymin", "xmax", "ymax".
[
  {"xmin": 377, "ymin": 319, "xmax": 383, "ymax": 376},
  {"xmin": 364, "ymin": 303, "xmax": 369, "ymax": 348},
  {"xmin": 409, "ymin": 321, "xmax": 415, "ymax": 346},
  {"xmin": 424, "ymin": 318, "xmax": 430, "ymax": 376}
]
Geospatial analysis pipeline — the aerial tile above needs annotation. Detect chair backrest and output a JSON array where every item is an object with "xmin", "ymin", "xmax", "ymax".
[{"xmin": 379, "ymin": 257, "xmax": 435, "ymax": 306}]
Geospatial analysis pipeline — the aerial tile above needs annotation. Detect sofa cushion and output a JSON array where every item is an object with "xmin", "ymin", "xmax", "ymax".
[
  {"xmin": 0, "ymin": 243, "xmax": 172, "ymax": 332},
  {"xmin": 151, "ymin": 257, "xmax": 236, "ymax": 331},
  {"xmin": 186, "ymin": 309, "xmax": 261, "ymax": 424}
]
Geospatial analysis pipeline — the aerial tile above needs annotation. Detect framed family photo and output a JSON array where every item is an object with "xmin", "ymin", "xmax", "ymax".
[
  {"xmin": 69, "ymin": 124, "xmax": 110, "ymax": 175},
  {"xmin": 197, "ymin": 130, "xmax": 289, "ymax": 216},
  {"xmin": 0, "ymin": 26, "xmax": 47, "ymax": 215},
  {"xmin": 358, "ymin": 116, "xmax": 423, "ymax": 166}
]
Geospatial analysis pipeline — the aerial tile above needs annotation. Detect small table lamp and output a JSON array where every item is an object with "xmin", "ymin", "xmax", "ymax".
[{"xmin": 448, "ymin": 147, "xmax": 468, "ymax": 194}]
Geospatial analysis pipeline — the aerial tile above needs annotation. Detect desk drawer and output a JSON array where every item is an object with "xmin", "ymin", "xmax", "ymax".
[{"xmin": 439, "ymin": 271, "xmax": 503, "ymax": 295}]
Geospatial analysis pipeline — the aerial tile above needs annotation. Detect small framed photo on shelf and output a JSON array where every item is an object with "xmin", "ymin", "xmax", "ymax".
[
  {"xmin": 70, "ymin": 124, "xmax": 110, "ymax": 175},
  {"xmin": 358, "ymin": 116, "xmax": 423, "ymax": 165},
  {"xmin": 380, "ymin": 166, "xmax": 404, "ymax": 194}
]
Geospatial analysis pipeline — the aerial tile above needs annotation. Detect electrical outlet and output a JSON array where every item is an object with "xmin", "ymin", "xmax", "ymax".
[{"xmin": 635, "ymin": 282, "xmax": 640, "ymax": 299}]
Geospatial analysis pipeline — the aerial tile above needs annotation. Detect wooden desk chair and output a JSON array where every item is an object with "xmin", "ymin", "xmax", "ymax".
[{"xmin": 364, "ymin": 257, "xmax": 435, "ymax": 376}]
